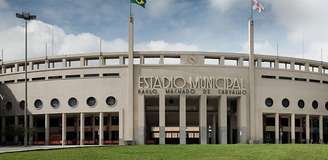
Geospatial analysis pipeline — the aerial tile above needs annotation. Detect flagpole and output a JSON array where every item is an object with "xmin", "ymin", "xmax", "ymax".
[
  {"xmin": 248, "ymin": 0, "xmax": 256, "ymax": 144},
  {"xmin": 126, "ymin": 0, "xmax": 135, "ymax": 145}
]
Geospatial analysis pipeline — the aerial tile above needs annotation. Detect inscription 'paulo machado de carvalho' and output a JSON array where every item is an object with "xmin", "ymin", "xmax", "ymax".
[{"xmin": 138, "ymin": 76, "xmax": 247, "ymax": 95}]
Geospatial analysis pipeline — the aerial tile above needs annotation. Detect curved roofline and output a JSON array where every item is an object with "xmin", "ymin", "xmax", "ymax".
[{"xmin": 1, "ymin": 51, "xmax": 327, "ymax": 67}]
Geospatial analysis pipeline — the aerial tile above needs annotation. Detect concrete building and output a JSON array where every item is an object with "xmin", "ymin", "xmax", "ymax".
[{"xmin": 0, "ymin": 51, "xmax": 327, "ymax": 145}]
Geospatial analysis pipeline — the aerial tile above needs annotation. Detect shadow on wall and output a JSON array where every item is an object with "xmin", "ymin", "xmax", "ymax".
[{"xmin": 0, "ymin": 84, "xmax": 32, "ymax": 146}]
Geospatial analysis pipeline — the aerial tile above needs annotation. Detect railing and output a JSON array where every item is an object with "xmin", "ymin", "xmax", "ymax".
[{"xmin": 0, "ymin": 51, "xmax": 327, "ymax": 75}]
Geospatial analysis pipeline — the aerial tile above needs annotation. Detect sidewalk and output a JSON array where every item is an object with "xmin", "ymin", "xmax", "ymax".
[{"xmin": 0, "ymin": 145, "xmax": 99, "ymax": 154}]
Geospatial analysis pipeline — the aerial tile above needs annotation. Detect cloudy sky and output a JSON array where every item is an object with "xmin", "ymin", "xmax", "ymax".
[{"xmin": 0, "ymin": 0, "xmax": 327, "ymax": 61}]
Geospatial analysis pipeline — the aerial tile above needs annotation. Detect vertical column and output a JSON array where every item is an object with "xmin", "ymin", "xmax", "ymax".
[
  {"xmin": 290, "ymin": 61, "xmax": 295, "ymax": 70},
  {"xmin": 237, "ymin": 96, "xmax": 248, "ymax": 144},
  {"xmin": 45, "ymin": 114, "xmax": 49, "ymax": 145},
  {"xmin": 14, "ymin": 63, "xmax": 18, "ymax": 72},
  {"xmin": 159, "ymin": 94, "xmax": 165, "ymax": 144},
  {"xmin": 99, "ymin": 56, "xmax": 105, "ymax": 66},
  {"xmin": 29, "ymin": 114, "xmax": 33, "ymax": 145},
  {"xmin": 291, "ymin": 114, "xmax": 295, "ymax": 144},
  {"xmin": 14, "ymin": 116, "xmax": 19, "ymax": 144},
  {"xmin": 140, "ymin": 55, "xmax": 144, "ymax": 64},
  {"xmin": 306, "ymin": 115, "xmax": 310, "ymax": 144},
  {"xmin": 28, "ymin": 62, "xmax": 33, "ymax": 71},
  {"xmin": 319, "ymin": 115, "xmax": 323, "ymax": 144},
  {"xmin": 219, "ymin": 95, "xmax": 227, "ymax": 144},
  {"xmin": 274, "ymin": 59, "xmax": 279, "ymax": 69},
  {"xmin": 238, "ymin": 57, "xmax": 244, "ymax": 66},
  {"xmin": 80, "ymin": 57, "xmax": 85, "ymax": 67},
  {"xmin": 99, "ymin": 112, "xmax": 104, "ymax": 145},
  {"xmin": 45, "ymin": 60, "xmax": 49, "ymax": 69},
  {"xmin": 220, "ymin": 56, "xmax": 225, "ymax": 65},
  {"xmin": 137, "ymin": 94, "xmax": 145, "ymax": 144},
  {"xmin": 80, "ymin": 113, "xmax": 85, "ymax": 145},
  {"xmin": 275, "ymin": 113, "xmax": 279, "ymax": 144},
  {"xmin": 179, "ymin": 95, "xmax": 186, "ymax": 144},
  {"xmin": 62, "ymin": 113, "xmax": 66, "ymax": 146},
  {"xmin": 200, "ymin": 95, "xmax": 207, "ymax": 144},
  {"xmin": 159, "ymin": 55, "xmax": 164, "ymax": 64},
  {"xmin": 62, "ymin": 58, "xmax": 67, "ymax": 68},
  {"xmin": 1, "ymin": 65, "xmax": 5, "ymax": 74},
  {"xmin": 119, "ymin": 56, "xmax": 124, "ymax": 65},
  {"xmin": 119, "ymin": 108, "xmax": 124, "ymax": 145},
  {"xmin": 305, "ymin": 63, "xmax": 310, "ymax": 72},
  {"xmin": 257, "ymin": 58, "xmax": 262, "ymax": 68}
]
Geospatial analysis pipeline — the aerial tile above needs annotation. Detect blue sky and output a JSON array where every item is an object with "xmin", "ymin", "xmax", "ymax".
[{"xmin": 0, "ymin": 0, "xmax": 327, "ymax": 61}]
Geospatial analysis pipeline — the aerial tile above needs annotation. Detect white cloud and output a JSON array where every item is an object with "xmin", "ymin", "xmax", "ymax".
[
  {"xmin": 0, "ymin": 20, "xmax": 199, "ymax": 61},
  {"xmin": 269, "ymin": 1, "xmax": 328, "ymax": 59},
  {"xmin": 136, "ymin": 40, "xmax": 199, "ymax": 51},
  {"xmin": 148, "ymin": 0, "xmax": 176, "ymax": 16},
  {"xmin": 0, "ymin": 0, "xmax": 8, "ymax": 9},
  {"xmin": 208, "ymin": 0, "xmax": 239, "ymax": 12},
  {"xmin": 241, "ymin": 40, "xmax": 275, "ymax": 55}
]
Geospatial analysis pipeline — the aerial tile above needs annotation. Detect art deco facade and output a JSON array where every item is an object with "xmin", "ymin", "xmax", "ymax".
[{"xmin": 0, "ymin": 51, "xmax": 328, "ymax": 145}]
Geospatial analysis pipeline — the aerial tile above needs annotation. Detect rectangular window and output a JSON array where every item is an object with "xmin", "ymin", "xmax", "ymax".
[
  {"xmin": 111, "ymin": 131, "xmax": 119, "ymax": 140},
  {"xmin": 86, "ymin": 59, "xmax": 99, "ymax": 66},
  {"xmin": 224, "ymin": 59, "xmax": 238, "ymax": 66},
  {"xmin": 111, "ymin": 116, "xmax": 119, "ymax": 126},
  {"xmin": 164, "ymin": 57, "xmax": 180, "ymax": 64},
  {"xmin": 105, "ymin": 58, "xmax": 120, "ymax": 65},
  {"xmin": 204, "ymin": 58, "xmax": 219, "ymax": 65},
  {"xmin": 144, "ymin": 57, "xmax": 160, "ymax": 64}
]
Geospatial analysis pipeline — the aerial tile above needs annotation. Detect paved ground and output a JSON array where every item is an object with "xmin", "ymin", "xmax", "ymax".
[{"xmin": 0, "ymin": 145, "xmax": 99, "ymax": 154}]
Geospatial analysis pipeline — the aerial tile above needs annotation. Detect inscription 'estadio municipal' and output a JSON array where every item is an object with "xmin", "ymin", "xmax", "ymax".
[{"xmin": 138, "ymin": 76, "xmax": 247, "ymax": 95}]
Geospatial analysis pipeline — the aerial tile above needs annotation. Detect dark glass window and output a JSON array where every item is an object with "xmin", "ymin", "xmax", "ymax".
[
  {"xmin": 67, "ymin": 117, "xmax": 75, "ymax": 127},
  {"xmin": 87, "ymin": 97, "xmax": 96, "ymax": 107},
  {"xmin": 5, "ymin": 102, "xmax": 12, "ymax": 111},
  {"xmin": 325, "ymin": 102, "xmax": 328, "ymax": 111},
  {"xmin": 298, "ymin": 99, "xmax": 305, "ymax": 109},
  {"xmin": 106, "ymin": 96, "xmax": 116, "ymax": 106},
  {"xmin": 68, "ymin": 97, "xmax": 78, "ymax": 107},
  {"xmin": 312, "ymin": 100, "xmax": 319, "ymax": 109},
  {"xmin": 281, "ymin": 118, "xmax": 289, "ymax": 126},
  {"xmin": 19, "ymin": 101, "xmax": 25, "ymax": 110},
  {"xmin": 85, "ymin": 117, "xmax": 92, "ymax": 126},
  {"xmin": 104, "ymin": 117, "xmax": 108, "ymax": 125},
  {"xmin": 265, "ymin": 98, "xmax": 273, "ymax": 107},
  {"xmin": 95, "ymin": 117, "xmax": 99, "ymax": 126},
  {"xmin": 282, "ymin": 98, "xmax": 289, "ymax": 108},
  {"xmin": 50, "ymin": 98, "xmax": 60, "ymax": 108},
  {"xmin": 265, "ymin": 117, "xmax": 275, "ymax": 126},
  {"xmin": 34, "ymin": 99, "xmax": 43, "ymax": 109},
  {"xmin": 111, "ymin": 116, "xmax": 119, "ymax": 126},
  {"xmin": 111, "ymin": 131, "xmax": 119, "ymax": 140}
]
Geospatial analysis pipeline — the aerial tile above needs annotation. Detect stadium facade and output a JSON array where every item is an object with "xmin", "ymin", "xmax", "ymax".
[{"xmin": 0, "ymin": 50, "xmax": 328, "ymax": 145}]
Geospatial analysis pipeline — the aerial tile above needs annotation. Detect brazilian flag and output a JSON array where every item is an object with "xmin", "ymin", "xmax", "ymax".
[{"xmin": 131, "ymin": 0, "xmax": 146, "ymax": 8}]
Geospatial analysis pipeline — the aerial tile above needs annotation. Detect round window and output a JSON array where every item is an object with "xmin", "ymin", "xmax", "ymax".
[
  {"xmin": 34, "ymin": 99, "xmax": 43, "ymax": 109},
  {"xmin": 68, "ymin": 97, "xmax": 78, "ymax": 107},
  {"xmin": 51, "ymin": 98, "xmax": 60, "ymax": 108},
  {"xmin": 312, "ymin": 100, "xmax": 318, "ymax": 109},
  {"xmin": 265, "ymin": 98, "xmax": 273, "ymax": 107},
  {"xmin": 106, "ymin": 96, "xmax": 116, "ymax": 106},
  {"xmin": 325, "ymin": 102, "xmax": 328, "ymax": 111},
  {"xmin": 6, "ymin": 102, "xmax": 12, "ymax": 111},
  {"xmin": 282, "ymin": 98, "xmax": 289, "ymax": 108},
  {"xmin": 19, "ymin": 100, "xmax": 25, "ymax": 110},
  {"xmin": 298, "ymin": 99, "xmax": 305, "ymax": 109},
  {"xmin": 87, "ymin": 97, "xmax": 96, "ymax": 107}
]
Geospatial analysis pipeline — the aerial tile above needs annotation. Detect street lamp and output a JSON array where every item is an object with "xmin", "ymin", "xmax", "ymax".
[{"xmin": 16, "ymin": 12, "xmax": 37, "ymax": 147}]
